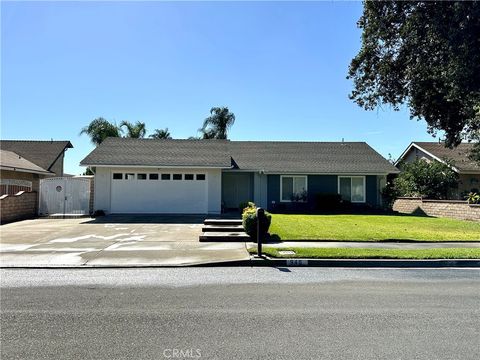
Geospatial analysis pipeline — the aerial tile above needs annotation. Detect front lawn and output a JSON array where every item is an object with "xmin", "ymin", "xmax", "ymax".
[
  {"xmin": 250, "ymin": 247, "xmax": 480, "ymax": 259},
  {"xmin": 269, "ymin": 214, "xmax": 480, "ymax": 241}
]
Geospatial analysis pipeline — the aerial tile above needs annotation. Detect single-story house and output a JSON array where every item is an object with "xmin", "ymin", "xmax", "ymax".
[
  {"xmin": 80, "ymin": 138, "xmax": 399, "ymax": 214},
  {"xmin": 0, "ymin": 140, "xmax": 73, "ymax": 194},
  {"xmin": 396, "ymin": 141, "xmax": 480, "ymax": 197}
]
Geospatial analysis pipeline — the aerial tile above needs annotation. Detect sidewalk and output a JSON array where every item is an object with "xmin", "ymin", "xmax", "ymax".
[{"xmin": 249, "ymin": 241, "xmax": 480, "ymax": 250}]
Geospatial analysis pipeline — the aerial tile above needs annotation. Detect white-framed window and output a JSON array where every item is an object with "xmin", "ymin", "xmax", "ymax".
[
  {"xmin": 125, "ymin": 173, "xmax": 135, "ymax": 180},
  {"xmin": 280, "ymin": 175, "xmax": 308, "ymax": 202},
  {"xmin": 338, "ymin": 176, "xmax": 366, "ymax": 203},
  {"xmin": 112, "ymin": 173, "xmax": 123, "ymax": 180}
]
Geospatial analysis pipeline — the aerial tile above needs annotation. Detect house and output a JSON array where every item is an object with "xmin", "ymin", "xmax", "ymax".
[
  {"xmin": 396, "ymin": 142, "xmax": 480, "ymax": 197},
  {"xmin": 80, "ymin": 138, "xmax": 398, "ymax": 214},
  {"xmin": 0, "ymin": 140, "xmax": 73, "ymax": 194}
]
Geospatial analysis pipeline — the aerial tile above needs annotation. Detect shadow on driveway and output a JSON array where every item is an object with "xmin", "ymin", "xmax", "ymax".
[{"xmin": 81, "ymin": 214, "xmax": 207, "ymax": 225}]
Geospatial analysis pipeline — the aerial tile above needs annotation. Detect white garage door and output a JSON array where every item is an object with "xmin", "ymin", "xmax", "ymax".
[{"xmin": 110, "ymin": 172, "xmax": 208, "ymax": 214}]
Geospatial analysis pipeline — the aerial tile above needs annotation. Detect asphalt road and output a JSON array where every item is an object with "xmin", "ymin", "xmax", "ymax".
[{"xmin": 1, "ymin": 267, "xmax": 479, "ymax": 360}]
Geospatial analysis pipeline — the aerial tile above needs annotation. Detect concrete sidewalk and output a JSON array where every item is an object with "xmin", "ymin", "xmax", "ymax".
[
  {"xmin": 0, "ymin": 217, "xmax": 250, "ymax": 267},
  {"xmin": 249, "ymin": 241, "xmax": 480, "ymax": 250}
]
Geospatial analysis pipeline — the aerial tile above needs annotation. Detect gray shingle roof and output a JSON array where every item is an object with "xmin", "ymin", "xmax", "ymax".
[
  {"xmin": 0, "ymin": 150, "xmax": 52, "ymax": 174},
  {"xmin": 81, "ymin": 138, "xmax": 398, "ymax": 174},
  {"xmin": 230, "ymin": 141, "xmax": 399, "ymax": 174},
  {"xmin": 80, "ymin": 138, "xmax": 232, "ymax": 168},
  {"xmin": 413, "ymin": 142, "xmax": 479, "ymax": 173},
  {"xmin": 0, "ymin": 140, "xmax": 73, "ymax": 172}
]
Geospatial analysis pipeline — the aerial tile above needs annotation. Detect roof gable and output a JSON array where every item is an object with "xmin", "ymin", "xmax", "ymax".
[
  {"xmin": 398, "ymin": 142, "xmax": 479, "ymax": 173},
  {"xmin": 0, "ymin": 140, "xmax": 73, "ymax": 172}
]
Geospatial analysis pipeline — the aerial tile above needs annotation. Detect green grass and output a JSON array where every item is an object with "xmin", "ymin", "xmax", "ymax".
[
  {"xmin": 249, "ymin": 247, "xmax": 480, "ymax": 259},
  {"xmin": 269, "ymin": 214, "xmax": 480, "ymax": 241}
]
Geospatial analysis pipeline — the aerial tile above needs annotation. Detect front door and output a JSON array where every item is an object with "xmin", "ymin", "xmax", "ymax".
[{"xmin": 222, "ymin": 173, "xmax": 252, "ymax": 209}]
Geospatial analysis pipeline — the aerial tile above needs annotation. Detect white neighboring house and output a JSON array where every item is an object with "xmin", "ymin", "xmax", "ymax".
[{"xmin": 396, "ymin": 141, "xmax": 480, "ymax": 198}]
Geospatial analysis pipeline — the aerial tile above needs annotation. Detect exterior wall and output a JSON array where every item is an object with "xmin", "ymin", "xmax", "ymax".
[
  {"xmin": 458, "ymin": 174, "xmax": 480, "ymax": 195},
  {"xmin": 93, "ymin": 167, "xmax": 222, "ymax": 214},
  {"xmin": 0, "ymin": 169, "xmax": 41, "ymax": 193},
  {"xmin": 266, "ymin": 174, "xmax": 383, "ymax": 210},
  {"xmin": 48, "ymin": 151, "xmax": 65, "ymax": 176},
  {"xmin": 253, "ymin": 173, "xmax": 268, "ymax": 209},
  {"xmin": 401, "ymin": 147, "xmax": 433, "ymax": 165},
  {"xmin": 207, "ymin": 169, "xmax": 222, "ymax": 214},
  {"xmin": 393, "ymin": 197, "xmax": 480, "ymax": 221},
  {"xmin": 0, "ymin": 191, "xmax": 38, "ymax": 224}
]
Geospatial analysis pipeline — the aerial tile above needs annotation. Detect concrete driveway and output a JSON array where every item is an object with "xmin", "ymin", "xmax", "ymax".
[{"xmin": 0, "ymin": 215, "xmax": 249, "ymax": 267}]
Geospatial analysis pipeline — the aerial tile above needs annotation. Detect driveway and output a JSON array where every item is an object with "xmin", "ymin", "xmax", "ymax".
[{"xmin": 0, "ymin": 215, "xmax": 249, "ymax": 267}]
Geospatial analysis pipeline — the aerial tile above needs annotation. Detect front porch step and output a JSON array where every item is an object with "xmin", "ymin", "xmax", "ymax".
[
  {"xmin": 202, "ymin": 224, "xmax": 244, "ymax": 232},
  {"xmin": 204, "ymin": 219, "xmax": 242, "ymax": 226},
  {"xmin": 199, "ymin": 231, "xmax": 250, "ymax": 242}
]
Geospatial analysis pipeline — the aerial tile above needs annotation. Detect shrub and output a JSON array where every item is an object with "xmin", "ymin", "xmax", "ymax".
[
  {"xmin": 466, "ymin": 192, "xmax": 480, "ymax": 204},
  {"xmin": 314, "ymin": 193, "xmax": 342, "ymax": 211},
  {"xmin": 239, "ymin": 201, "xmax": 255, "ymax": 213},
  {"xmin": 242, "ymin": 203, "xmax": 272, "ymax": 239}
]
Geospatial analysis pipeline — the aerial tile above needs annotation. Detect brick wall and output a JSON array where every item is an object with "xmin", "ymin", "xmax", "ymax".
[
  {"xmin": 0, "ymin": 191, "xmax": 38, "ymax": 224},
  {"xmin": 393, "ymin": 197, "xmax": 480, "ymax": 221}
]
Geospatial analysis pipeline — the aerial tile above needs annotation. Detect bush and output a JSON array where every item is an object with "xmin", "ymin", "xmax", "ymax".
[
  {"xmin": 314, "ymin": 193, "xmax": 343, "ymax": 211},
  {"xmin": 466, "ymin": 192, "xmax": 480, "ymax": 204},
  {"xmin": 239, "ymin": 201, "xmax": 255, "ymax": 213},
  {"xmin": 241, "ymin": 202, "xmax": 272, "ymax": 239}
]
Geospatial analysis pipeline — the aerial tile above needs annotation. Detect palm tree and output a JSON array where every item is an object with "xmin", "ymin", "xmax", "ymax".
[
  {"xmin": 80, "ymin": 117, "xmax": 121, "ymax": 145},
  {"xmin": 149, "ymin": 128, "xmax": 172, "ymax": 139},
  {"xmin": 201, "ymin": 107, "xmax": 235, "ymax": 139},
  {"xmin": 120, "ymin": 121, "xmax": 147, "ymax": 138}
]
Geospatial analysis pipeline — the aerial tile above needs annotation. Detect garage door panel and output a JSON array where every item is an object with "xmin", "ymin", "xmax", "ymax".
[{"xmin": 110, "ymin": 176, "xmax": 207, "ymax": 214}]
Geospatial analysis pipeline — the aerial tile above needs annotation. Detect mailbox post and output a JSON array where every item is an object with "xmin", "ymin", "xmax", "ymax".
[{"xmin": 256, "ymin": 207, "xmax": 265, "ymax": 257}]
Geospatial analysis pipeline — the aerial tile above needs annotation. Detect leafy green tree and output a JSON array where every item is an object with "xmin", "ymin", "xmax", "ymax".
[
  {"xmin": 80, "ymin": 117, "xmax": 120, "ymax": 145},
  {"xmin": 149, "ymin": 128, "xmax": 172, "ymax": 139},
  {"xmin": 348, "ymin": 1, "xmax": 480, "ymax": 151},
  {"xmin": 393, "ymin": 159, "xmax": 458, "ymax": 199},
  {"xmin": 201, "ymin": 107, "xmax": 235, "ymax": 139},
  {"xmin": 120, "ymin": 121, "xmax": 147, "ymax": 138}
]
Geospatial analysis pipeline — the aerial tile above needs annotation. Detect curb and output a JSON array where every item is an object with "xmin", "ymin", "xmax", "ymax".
[{"xmin": 2, "ymin": 258, "xmax": 479, "ymax": 269}]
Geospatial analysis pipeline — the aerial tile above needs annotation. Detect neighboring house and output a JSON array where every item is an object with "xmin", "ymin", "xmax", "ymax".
[
  {"xmin": 81, "ymin": 138, "xmax": 398, "ymax": 214},
  {"xmin": 396, "ymin": 142, "xmax": 480, "ymax": 198},
  {"xmin": 0, "ymin": 140, "xmax": 73, "ymax": 194}
]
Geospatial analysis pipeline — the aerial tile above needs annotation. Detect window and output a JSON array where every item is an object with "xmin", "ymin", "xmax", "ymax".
[
  {"xmin": 196, "ymin": 174, "xmax": 206, "ymax": 181},
  {"xmin": 173, "ymin": 174, "xmax": 182, "ymax": 180},
  {"xmin": 137, "ymin": 173, "xmax": 147, "ymax": 180},
  {"xmin": 161, "ymin": 174, "xmax": 171, "ymax": 180},
  {"xmin": 185, "ymin": 174, "xmax": 194, "ymax": 180},
  {"xmin": 112, "ymin": 173, "xmax": 123, "ymax": 180},
  {"xmin": 149, "ymin": 173, "xmax": 159, "ymax": 180},
  {"xmin": 125, "ymin": 173, "xmax": 135, "ymax": 180},
  {"xmin": 338, "ymin": 176, "xmax": 365, "ymax": 203},
  {"xmin": 280, "ymin": 176, "xmax": 307, "ymax": 202}
]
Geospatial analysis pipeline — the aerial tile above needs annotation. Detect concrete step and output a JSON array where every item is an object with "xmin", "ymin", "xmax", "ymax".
[
  {"xmin": 204, "ymin": 219, "xmax": 242, "ymax": 226},
  {"xmin": 202, "ymin": 224, "xmax": 244, "ymax": 232},
  {"xmin": 199, "ymin": 231, "xmax": 250, "ymax": 242}
]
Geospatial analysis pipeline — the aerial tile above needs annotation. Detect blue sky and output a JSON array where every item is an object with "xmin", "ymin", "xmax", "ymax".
[{"xmin": 1, "ymin": 1, "xmax": 438, "ymax": 175}]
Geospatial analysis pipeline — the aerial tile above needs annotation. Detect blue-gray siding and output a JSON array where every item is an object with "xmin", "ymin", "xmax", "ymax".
[{"xmin": 266, "ymin": 174, "xmax": 381, "ymax": 210}]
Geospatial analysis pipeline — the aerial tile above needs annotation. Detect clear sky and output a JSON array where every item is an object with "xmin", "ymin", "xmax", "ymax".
[{"xmin": 1, "ymin": 1, "xmax": 439, "ymax": 175}]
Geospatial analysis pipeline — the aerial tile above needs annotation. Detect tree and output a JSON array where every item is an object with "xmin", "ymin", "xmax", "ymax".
[
  {"xmin": 201, "ymin": 107, "xmax": 235, "ymax": 139},
  {"xmin": 348, "ymin": 1, "xmax": 480, "ymax": 150},
  {"xmin": 80, "ymin": 117, "xmax": 120, "ymax": 145},
  {"xmin": 149, "ymin": 128, "xmax": 172, "ymax": 139},
  {"xmin": 392, "ymin": 159, "xmax": 458, "ymax": 200},
  {"xmin": 120, "ymin": 121, "xmax": 147, "ymax": 138}
]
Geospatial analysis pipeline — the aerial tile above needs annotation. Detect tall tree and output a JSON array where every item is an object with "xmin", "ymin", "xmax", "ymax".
[
  {"xmin": 348, "ymin": 1, "xmax": 480, "ymax": 159},
  {"xmin": 120, "ymin": 121, "xmax": 147, "ymax": 138},
  {"xmin": 149, "ymin": 128, "xmax": 172, "ymax": 139},
  {"xmin": 201, "ymin": 107, "xmax": 235, "ymax": 139},
  {"xmin": 80, "ymin": 117, "xmax": 120, "ymax": 145}
]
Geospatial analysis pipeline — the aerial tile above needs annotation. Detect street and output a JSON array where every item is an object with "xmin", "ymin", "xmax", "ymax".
[{"xmin": 1, "ymin": 267, "xmax": 479, "ymax": 360}]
